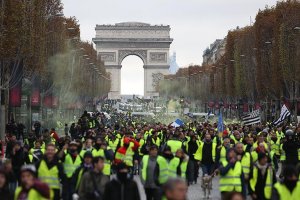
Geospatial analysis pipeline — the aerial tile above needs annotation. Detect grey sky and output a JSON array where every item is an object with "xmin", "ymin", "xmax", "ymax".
[{"xmin": 62, "ymin": 0, "xmax": 277, "ymax": 95}]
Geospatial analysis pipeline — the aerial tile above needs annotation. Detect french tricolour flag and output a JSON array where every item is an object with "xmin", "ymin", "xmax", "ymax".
[{"xmin": 171, "ymin": 119, "xmax": 184, "ymax": 127}]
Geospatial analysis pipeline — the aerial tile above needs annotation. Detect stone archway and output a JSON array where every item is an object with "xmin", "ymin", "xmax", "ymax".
[{"xmin": 92, "ymin": 22, "xmax": 173, "ymax": 99}]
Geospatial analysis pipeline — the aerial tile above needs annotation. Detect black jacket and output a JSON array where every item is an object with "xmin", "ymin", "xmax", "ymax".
[{"xmin": 103, "ymin": 178, "xmax": 140, "ymax": 200}]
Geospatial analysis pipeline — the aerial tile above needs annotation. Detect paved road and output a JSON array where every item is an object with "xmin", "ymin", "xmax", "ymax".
[
  {"xmin": 187, "ymin": 175, "xmax": 221, "ymax": 200},
  {"xmin": 134, "ymin": 173, "xmax": 221, "ymax": 200}
]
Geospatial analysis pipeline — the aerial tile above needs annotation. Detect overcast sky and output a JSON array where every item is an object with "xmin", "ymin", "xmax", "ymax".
[{"xmin": 62, "ymin": 0, "xmax": 277, "ymax": 95}]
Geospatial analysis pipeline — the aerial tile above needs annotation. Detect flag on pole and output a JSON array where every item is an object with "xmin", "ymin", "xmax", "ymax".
[
  {"xmin": 171, "ymin": 119, "xmax": 184, "ymax": 127},
  {"xmin": 242, "ymin": 109, "xmax": 261, "ymax": 126},
  {"xmin": 273, "ymin": 104, "xmax": 291, "ymax": 126}
]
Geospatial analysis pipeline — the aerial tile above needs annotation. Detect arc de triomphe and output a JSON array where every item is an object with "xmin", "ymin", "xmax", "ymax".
[{"xmin": 92, "ymin": 22, "xmax": 173, "ymax": 99}]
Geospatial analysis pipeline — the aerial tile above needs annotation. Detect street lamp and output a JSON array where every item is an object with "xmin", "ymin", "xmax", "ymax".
[
  {"xmin": 230, "ymin": 59, "xmax": 235, "ymax": 62},
  {"xmin": 265, "ymin": 41, "xmax": 272, "ymax": 44}
]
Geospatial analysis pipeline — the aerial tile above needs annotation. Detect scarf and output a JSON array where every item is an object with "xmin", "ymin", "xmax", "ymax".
[{"xmin": 256, "ymin": 163, "xmax": 268, "ymax": 176}]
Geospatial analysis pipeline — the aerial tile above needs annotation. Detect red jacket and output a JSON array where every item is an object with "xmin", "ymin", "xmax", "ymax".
[{"xmin": 114, "ymin": 139, "xmax": 139, "ymax": 164}]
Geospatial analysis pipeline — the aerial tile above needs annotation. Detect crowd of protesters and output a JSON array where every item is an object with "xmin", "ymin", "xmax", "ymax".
[{"xmin": 0, "ymin": 106, "xmax": 300, "ymax": 200}]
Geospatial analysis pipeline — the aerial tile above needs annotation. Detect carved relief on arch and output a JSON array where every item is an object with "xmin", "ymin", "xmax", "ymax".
[
  {"xmin": 152, "ymin": 72, "xmax": 164, "ymax": 90},
  {"xmin": 118, "ymin": 50, "xmax": 147, "ymax": 65}
]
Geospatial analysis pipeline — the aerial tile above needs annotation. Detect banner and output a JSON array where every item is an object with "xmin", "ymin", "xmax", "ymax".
[
  {"xmin": 31, "ymin": 90, "xmax": 40, "ymax": 107},
  {"xmin": 43, "ymin": 95, "xmax": 53, "ymax": 108},
  {"xmin": 31, "ymin": 75, "xmax": 40, "ymax": 107},
  {"xmin": 9, "ymin": 85, "xmax": 22, "ymax": 107}
]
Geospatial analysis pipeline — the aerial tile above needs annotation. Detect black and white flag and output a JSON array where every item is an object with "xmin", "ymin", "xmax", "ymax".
[
  {"xmin": 242, "ymin": 109, "xmax": 261, "ymax": 126},
  {"xmin": 273, "ymin": 104, "xmax": 291, "ymax": 126}
]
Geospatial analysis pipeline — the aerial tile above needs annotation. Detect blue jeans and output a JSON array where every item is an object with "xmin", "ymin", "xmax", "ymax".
[{"xmin": 201, "ymin": 164, "xmax": 214, "ymax": 176}]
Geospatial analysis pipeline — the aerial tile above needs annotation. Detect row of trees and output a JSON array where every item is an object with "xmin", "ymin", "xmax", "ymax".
[
  {"xmin": 0, "ymin": 0, "xmax": 110, "ymax": 136},
  {"xmin": 159, "ymin": 0, "xmax": 300, "ymax": 115}
]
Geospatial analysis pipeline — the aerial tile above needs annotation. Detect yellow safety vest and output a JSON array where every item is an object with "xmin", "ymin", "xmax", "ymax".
[
  {"xmin": 115, "ymin": 144, "xmax": 135, "ymax": 167},
  {"xmin": 249, "ymin": 165, "xmax": 273, "ymax": 199},
  {"xmin": 30, "ymin": 148, "xmax": 45, "ymax": 155},
  {"xmin": 241, "ymin": 152, "xmax": 251, "ymax": 178},
  {"xmin": 63, "ymin": 154, "xmax": 82, "ymax": 178},
  {"xmin": 280, "ymin": 144, "xmax": 286, "ymax": 161},
  {"xmin": 92, "ymin": 148, "xmax": 111, "ymax": 176},
  {"xmin": 168, "ymin": 157, "xmax": 180, "ymax": 177},
  {"xmin": 14, "ymin": 187, "xmax": 49, "ymax": 200},
  {"xmin": 27, "ymin": 155, "xmax": 34, "ymax": 164},
  {"xmin": 230, "ymin": 135, "xmax": 242, "ymax": 144},
  {"xmin": 108, "ymin": 139, "xmax": 119, "ymax": 152},
  {"xmin": 219, "ymin": 146, "xmax": 227, "ymax": 163},
  {"xmin": 79, "ymin": 148, "xmax": 94, "ymax": 158},
  {"xmin": 38, "ymin": 160, "xmax": 60, "ymax": 189},
  {"xmin": 194, "ymin": 142, "xmax": 217, "ymax": 162},
  {"xmin": 138, "ymin": 139, "xmax": 145, "ymax": 156},
  {"xmin": 180, "ymin": 159, "xmax": 188, "ymax": 178},
  {"xmin": 166, "ymin": 140, "xmax": 182, "ymax": 154},
  {"xmin": 253, "ymin": 142, "xmax": 268, "ymax": 150},
  {"xmin": 141, "ymin": 155, "xmax": 168, "ymax": 185},
  {"xmin": 152, "ymin": 137, "xmax": 161, "ymax": 147},
  {"xmin": 270, "ymin": 138, "xmax": 280, "ymax": 156},
  {"xmin": 274, "ymin": 182, "xmax": 300, "ymax": 200},
  {"xmin": 276, "ymin": 131, "xmax": 285, "ymax": 139},
  {"xmin": 219, "ymin": 160, "xmax": 242, "ymax": 192}
]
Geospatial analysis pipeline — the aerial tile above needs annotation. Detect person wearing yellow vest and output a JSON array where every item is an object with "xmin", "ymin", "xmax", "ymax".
[
  {"xmin": 140, "ymin": 145, "xmax": 168, "ymax": 200},
  {"xmin": 216, "ymin": 137, "xmax": 231, "ymax": 166},
  {"xmin": 272, "ymin": 165, "xmax": 300, "ymax": 200},
  {"xmin": 71, "ymin": 151, "xmax": 93, "ymax": 198},
  {"xmin": 166, "ymin": 133, "xmax": 183, "ymax": 154},
  {"xmin": 36, "ymin": 143, "xmax": 65, "ymax": 200},
  {"xmin": 194, "ymin": 133, "xmax": 217, "ymax": 176},
  {"xmin": 150, "ymin": 131, "xmax": 161, "ymax": 148},
  {"xmin": 219, "ymin": 148, "xmax": 245, "ymax": 199},
  {"xmin": 78, "ymin": 156, "xmax": 110, "ymax": 200},
  {"xmin": 79, "ymin": 139, "xmax": 94, "ymax": 158},
  {"xmin": 108, "ymin": 134, "xmax": 120, "ymax": 153},
  {"xmin": 252, "ymin": 134, "xmax": 268, "ymax": 150},
  {"xmin": 244, "ymin": 136, "xmax": 254, "ymax": 153},
  {"xmin": 114, "ymin": 137, "xmax": 140, "ymax": 168},
  {"xmin": 15, "ymin": 165, "xmax": 51, "ymax": 200},
  {"xmin": 269, "ymin": 132, "xmax": 281, "ymax": 158},
  {"xmin": 230, "ymin": 130, "xmax": 243, "ymax": 144},
  {"xmin": 185, "ymin": 133, "xmax": 201, "ymax": 185},
  {"xmin": 175, "ymin": 149, "xmax": 189, "ymax": 179},
  {"xmin": 30, "ymin": 140, "xmax": 45, "ymax": 163},
  {"xmin": 162, "ymin": 146, "xmax": 181, "ymax": 178},
  {"xmin": 135, "ymin": 132, "xmax": 145, "ymax": 158},
  {"xmin": 275, "ymin": 127, "xmax": 285, "ymax": 139},
  {"xmin": 58, "ymin": 141, "xmax": 82, "ymax": 200},
  {"xmin": 252, "ymin": 142, "xmax": 279, "ymax": 172},
  {"xmin": 235, "ymin": 143, "xmax": 252, "ymax": 180},
  {"xmin": 92, "ymin": 140, "xmax": 114, "ymax": 176},
  {"xmin": 249, "ymin": 153, "xmax": 276, "ymax": 200}
]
